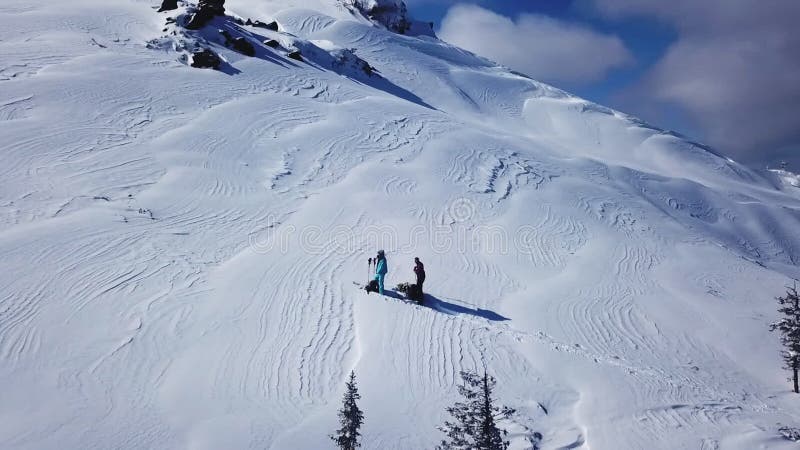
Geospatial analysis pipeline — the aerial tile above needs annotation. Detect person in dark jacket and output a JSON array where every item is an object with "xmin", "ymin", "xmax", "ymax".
[{"xmin": 413, "ymin": 257, "xmax": 425, "ymax": 294}]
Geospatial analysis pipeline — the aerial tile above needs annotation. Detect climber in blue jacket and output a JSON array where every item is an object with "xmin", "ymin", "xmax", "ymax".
[{"xmin": 375, "ymin": 250, "xmax": 388, "ymax": 295}]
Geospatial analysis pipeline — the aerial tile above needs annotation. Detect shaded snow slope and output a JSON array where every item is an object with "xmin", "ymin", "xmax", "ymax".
[{"xmin": 2, "ymin": 1, "xmax": 800, "ymax": 449}]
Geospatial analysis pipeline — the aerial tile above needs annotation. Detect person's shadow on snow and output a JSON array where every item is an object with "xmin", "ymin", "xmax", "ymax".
[
  {"xmin": 424, "ymin": 294, "xmax": 510, "ymax": 322},
  {"xmin": 381, "ymin": 290, "xmax": 509, "ymax": 322},
  {"xmin": 381, "ymin": 290, "xmax": 405, "ymax": 300}
]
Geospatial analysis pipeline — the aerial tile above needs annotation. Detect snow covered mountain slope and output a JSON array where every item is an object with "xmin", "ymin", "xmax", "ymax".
[{"xmin": 2, "ymin": 1, "xmax": 800, "ymax": 449}]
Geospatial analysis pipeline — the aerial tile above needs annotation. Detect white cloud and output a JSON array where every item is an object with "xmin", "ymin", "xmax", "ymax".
[
  {"xmin": 438, "ymin": 4, "xmax": 632, "ymax": 84},
  {"xmin": 593, "ymin": 0, "xmax": 800, "ymax": 166}
]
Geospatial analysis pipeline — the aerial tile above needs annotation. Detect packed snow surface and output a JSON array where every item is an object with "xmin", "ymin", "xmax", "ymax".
[{"xmin": 2, "ymin": 1, "xmax": 800, "ymax": 449}]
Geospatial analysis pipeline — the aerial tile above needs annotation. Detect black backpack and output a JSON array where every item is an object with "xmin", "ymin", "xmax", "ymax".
[{"xmin": 365, "ymin": 279, "xmax": 379, "ymax": 294}]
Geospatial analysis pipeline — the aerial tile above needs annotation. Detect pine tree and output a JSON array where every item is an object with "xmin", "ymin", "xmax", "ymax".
[
  {"xmin": 437, "ymin": 370, "xmax": 515, "ymax": 450},
  {"xmin": 330, "ymin": 371, "xmax": 364, "ymax": 450},
  {"xmin": 770, "ymin": 283, "xmax": 800, "ymax": 393}
]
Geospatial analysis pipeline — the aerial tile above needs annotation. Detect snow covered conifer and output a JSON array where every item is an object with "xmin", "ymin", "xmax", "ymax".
[
  {"xmin": 437, "ymin": 370, "xmax": 515, "ymax": 450},
  {"xmin": 771, "ymin": 283, "xmax": 800, "ymax": 393},
  {"xmin": 330, "ymin": 371, "xmax": 364, "ymax": 450}
]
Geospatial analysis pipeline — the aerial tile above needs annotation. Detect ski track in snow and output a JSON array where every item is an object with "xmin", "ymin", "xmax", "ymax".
[{"xmin": 2, "ymin": 1, "xmax": 800, "ymax": 449}]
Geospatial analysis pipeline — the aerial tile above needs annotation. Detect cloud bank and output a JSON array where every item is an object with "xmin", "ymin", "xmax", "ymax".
[
  {"xmin": 438, "ymin": 4, "xmax": 632, "ymax": 85},
  {"xmin": 593, "ymin": 0, "xmax": 800, "ymax": 166},
  {"xmin": 423, "ymin": 0, "xmax": 799, "ymax": 167}
]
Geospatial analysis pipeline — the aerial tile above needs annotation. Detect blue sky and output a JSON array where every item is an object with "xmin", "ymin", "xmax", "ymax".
[
  {"xmin": 407, "ymin": 1, "xmax": 675, "ymax": 103},
  {"xmin": 403, "ymin": 0, "xmax": 800, "ymax": 170}
]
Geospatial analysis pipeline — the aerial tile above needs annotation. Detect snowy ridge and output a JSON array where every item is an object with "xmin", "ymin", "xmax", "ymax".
[{"xmin": 1, "ymin": 0, "xmax": 800, "ymax": 449}]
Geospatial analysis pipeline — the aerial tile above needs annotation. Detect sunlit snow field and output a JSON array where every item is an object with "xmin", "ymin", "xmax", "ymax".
[{"xmin": 1, "ymin": 1, "xmax": 800, "ymax": 448}]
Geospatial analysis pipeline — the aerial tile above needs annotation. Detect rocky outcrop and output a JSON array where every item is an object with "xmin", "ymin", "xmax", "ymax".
[
  {"xmin": 219, "ymin": 29, "xmax": 256, "ymax": 56},
  {"xmin": 344, "ymin": 0, "xmax": 435, "ymax": 36},
  {"xmin": 186, "ymin": 0, "xmax": 225, "ymax": 30},
  {"xmin": 231, "ymin": 37, "xmax": 255, "ymax": 56},
  {"xmin": 197, "ymin": 0, "xmax": 225, "ymax": 15},
  {"xmin": 245, "ymin": 19, "xmax": 279, "ymax": 31},
  {"xmin": 190, "ymin": 48, "xmax": 221, "ymax": 69},
  {"xmin": 157, "ymin": 0, "xmax": 178, "ymax": 12},
  {"xmin": 331, "ymin": 48, "xmax": 374, "ymax": 77},
  {"xmin": 347, "ymin": 0, "xmax": 410, "ymax": 34}
]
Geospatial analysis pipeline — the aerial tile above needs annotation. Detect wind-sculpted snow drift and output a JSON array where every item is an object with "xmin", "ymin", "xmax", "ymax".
[{"xmin": 1, "ymin": 0, "xmax": 800, "ymax": 449}]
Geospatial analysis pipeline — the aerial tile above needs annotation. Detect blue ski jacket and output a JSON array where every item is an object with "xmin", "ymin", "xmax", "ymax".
[{"xmin": 375, "ymin": 257, "xmax": 388, "ymax": 275}]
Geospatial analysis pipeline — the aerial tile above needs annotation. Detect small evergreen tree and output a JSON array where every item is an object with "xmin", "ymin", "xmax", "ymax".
[
  {"xmin": 771, "ymin": 283, "xmax": 800, "ymax": 393},
  {"xmin": 437, "ymin": 370, "xmax": 515, "ymax": 450},
  {"xmin": 330, "ymin": 371, "xmax": 364, "ymax": 450}
]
